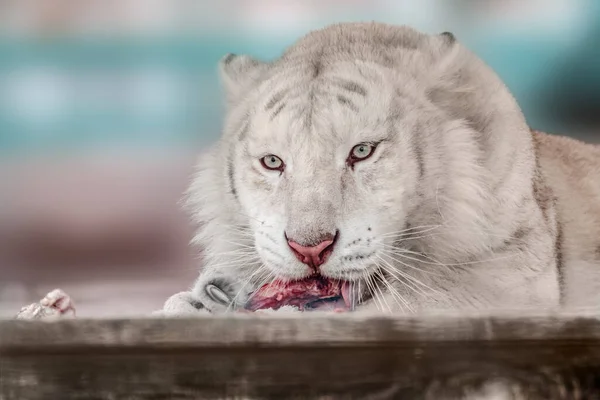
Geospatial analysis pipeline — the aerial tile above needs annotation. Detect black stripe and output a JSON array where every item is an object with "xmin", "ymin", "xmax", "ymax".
[
  {"xmin": 555, "ymin": 221, "xmax": 565, "ymax": 306},
  {"xmin": 270, "ymin": 103, "xmax": 286, "ymax": 120},
  {"xmin": 495, "ymin": 224, "xmax": 533, "ymax": 253},
  {"xmin": 413, "ymin": 128, "xmax": 425, "ymax": 180},
  {"xmin": 531, "ymin": 130, "xmax": 552, "ymax": 222},
  {"xmin": 332, "ymin": 79, "xmax": 367, "ymax": 97},
  {"xmin": 265, "ymin": 89, "xmax": 288, "ymax": 111},
  {"xmin": 312, "ymin": 59, "xmax": 323, "ymax": 78},
  {"xmin": 337, "ymin": 95, "xmax": 358, "ymax": 112},
  {"xmin": 532, "ymin": 170, "xmax": 552, "ymax": 222},
  {"xmin": 227, "ymin": 156, "xmax": 238, "ymax": 201},
  {"xmin": 513, "ymin": 226, "xmax": 530, "ymax": 240}
]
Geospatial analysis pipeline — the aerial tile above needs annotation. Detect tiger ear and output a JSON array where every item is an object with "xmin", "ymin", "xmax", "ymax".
[
  {"xmin": 218, "ymin": 53, "xmax": 268, "ymax": 104},
  {"xmin": 439, "ymin": 31, "xmax": 456, "ymax": 44}
]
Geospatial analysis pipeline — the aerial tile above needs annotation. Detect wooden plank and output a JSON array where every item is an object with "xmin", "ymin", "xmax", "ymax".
[{"xmin": 2, "ymin": 314, "xmax": 600, "ymax": 399}]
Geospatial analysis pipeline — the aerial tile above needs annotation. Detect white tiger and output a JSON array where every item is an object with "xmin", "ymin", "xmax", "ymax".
[
  {"xmin": 175, "ymin": 21, "xmax": 600, "ymax": 315},
  {"xmin": 17, "ymin": 22, "xmax": 600, "ymax": 319}
]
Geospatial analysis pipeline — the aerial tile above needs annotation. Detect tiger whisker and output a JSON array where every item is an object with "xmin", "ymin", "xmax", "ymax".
[
  {"xmin": 375, "ymin": 255, "xmax": 443, "ymax": 298},
  {"xmin": 372, "ymin": 267, "xmax": 414, "ymax": 313},
  {"xmin": 362, "ymin": 271, "xmax": 383, "ymax": 313},
  {"xmin": 226, "ymin": 264, "xmax": 267, "ymax": 312},
  {"xmin": 378, "ymin": 250, "xmax": 447, "ymax": 276},
  {"xmin": 375, "ymin": 256, "xmax": 429, "ymax": 297},
  {"xmin": 372, "ymin": 271, "xmax": 393, "ymax": 313},
  {"xmin": 379, "ymin": 225, "xmax": 444, "ymax": 238}
]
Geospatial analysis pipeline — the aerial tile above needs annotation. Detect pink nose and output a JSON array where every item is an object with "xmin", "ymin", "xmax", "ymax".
[{"xmin": 287, "ymin": 234, "xmax": 337, "ymax": 270}]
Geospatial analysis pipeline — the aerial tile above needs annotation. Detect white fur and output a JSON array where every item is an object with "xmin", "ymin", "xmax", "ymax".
[{"xmin": 176, "ymin": 22, "xmax": 598, "ymax": 315}]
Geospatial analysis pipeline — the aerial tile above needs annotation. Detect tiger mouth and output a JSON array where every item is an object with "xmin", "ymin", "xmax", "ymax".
[{"xmin": 244, "ymin": 276, "xmax": 360, "ymax": 312}]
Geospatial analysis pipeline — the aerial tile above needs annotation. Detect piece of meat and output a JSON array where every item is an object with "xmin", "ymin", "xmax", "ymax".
[
  {"xmin": 15, "ymin": 288, "xmax": 76, "ymax": 320},
  {"xmin": 245, "ymin": 276, "xmax": 352, "ymax": 312}
]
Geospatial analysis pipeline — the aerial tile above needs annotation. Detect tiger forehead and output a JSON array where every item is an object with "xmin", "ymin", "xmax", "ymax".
[
  {"xmin": 259, "ymin": 74, "xmax": 372, "ymax": 121},
  {"xmin": 242, "ymin": 86, "xmax": 403, "ymax": 152}
]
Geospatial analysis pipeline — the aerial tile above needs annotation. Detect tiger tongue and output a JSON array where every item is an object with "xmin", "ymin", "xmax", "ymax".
[{"xmin": 341, "ymin": 281, "xmax": 353, "ymax": 310}]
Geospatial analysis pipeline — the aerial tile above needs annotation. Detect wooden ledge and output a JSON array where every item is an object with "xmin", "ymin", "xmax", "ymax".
[
  {"xmin": 3, "ymin": 313, "xmax": 600, "ymax": 349},
  {"xmin": 2, "ymin": 313, "xmax": 600, "ymax": 399}
]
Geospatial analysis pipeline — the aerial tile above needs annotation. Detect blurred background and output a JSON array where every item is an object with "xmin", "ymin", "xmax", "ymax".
[{"xmin": 1, "ymin": 0, "xmax": 599, "ymax": 317}]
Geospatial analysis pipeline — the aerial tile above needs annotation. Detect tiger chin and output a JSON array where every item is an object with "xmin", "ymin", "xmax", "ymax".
[{"xmin": 163, "ymin": 22, "xmax": 600, "ymax": 317}]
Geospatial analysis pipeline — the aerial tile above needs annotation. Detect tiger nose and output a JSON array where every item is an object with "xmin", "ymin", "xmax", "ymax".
[{"xmin": 286, "ymin": 232, "xmax": 338, "ymax": 270}]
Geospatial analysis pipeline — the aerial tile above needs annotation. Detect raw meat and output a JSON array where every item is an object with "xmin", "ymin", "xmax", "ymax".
[{"xmin": 245, "ymin": 276, "xmax": 353, "ymax": 312}]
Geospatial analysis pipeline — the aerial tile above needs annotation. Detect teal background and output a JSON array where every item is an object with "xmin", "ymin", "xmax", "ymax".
[
  {"xmin": 1, "ymin": 0, "xmax": 599, "ymax": 318},
  {"xmin": 1, "ymin": 0, "xmax": 599, "ymax": 156}
]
